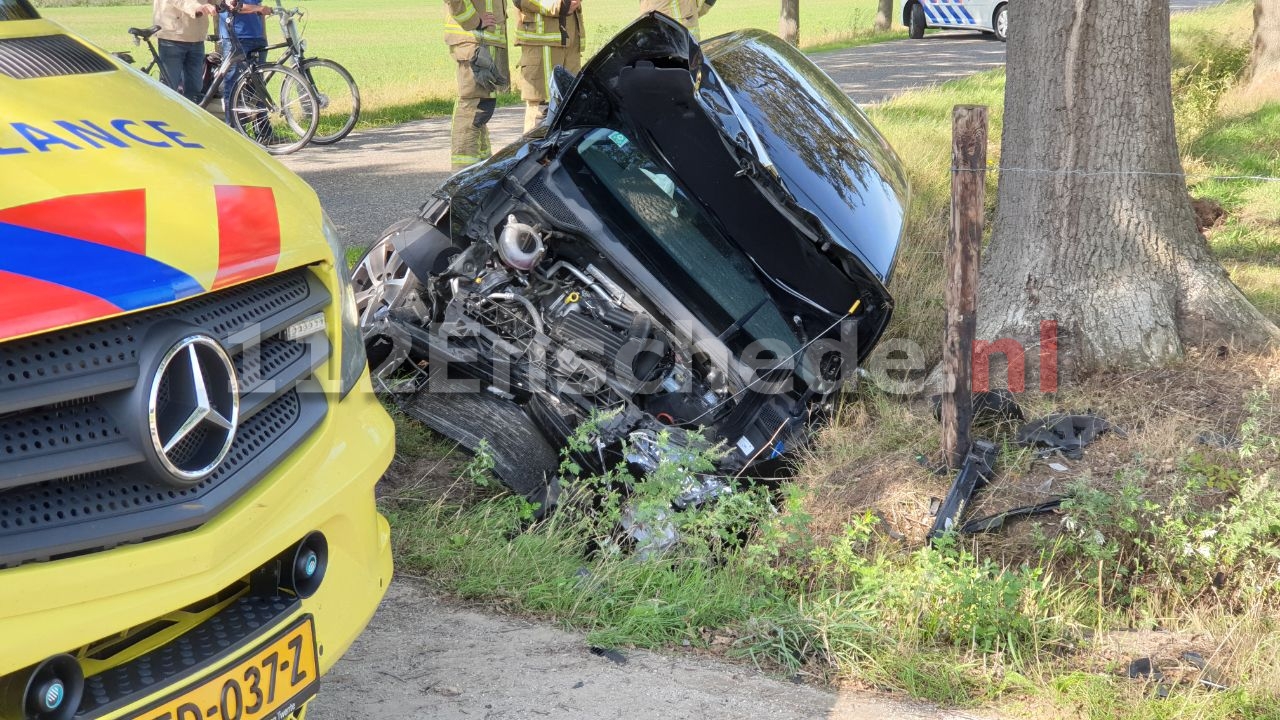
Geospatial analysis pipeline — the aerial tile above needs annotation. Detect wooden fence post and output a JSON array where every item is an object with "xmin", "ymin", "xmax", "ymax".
[{"xmin": 941, "ymin": 105, "xmax": 988, "ymax": 469}]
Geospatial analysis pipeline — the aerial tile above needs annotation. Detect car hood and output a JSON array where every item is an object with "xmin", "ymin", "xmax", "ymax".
[
  {"xmin": 0, "ymin": 18, "xmax": 331, "ymax": 342},
  {"xmin": 549, "ymin": 14, "xmax": 909, "ymax": 324}
]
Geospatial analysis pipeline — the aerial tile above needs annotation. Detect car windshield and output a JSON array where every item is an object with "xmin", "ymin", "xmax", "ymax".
[
  {"xmin": 0, "ymin": 0, "xmax": 37, "ymax": 20},
  {"xmin": 575, "ymin": 128, "xmax": 800, "ymax": 355}
]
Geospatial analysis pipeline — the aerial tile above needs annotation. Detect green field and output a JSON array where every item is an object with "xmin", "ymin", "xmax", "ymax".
[{"xmin": 38, "ymin": 0, "xmax": 901, "ymax": 124}]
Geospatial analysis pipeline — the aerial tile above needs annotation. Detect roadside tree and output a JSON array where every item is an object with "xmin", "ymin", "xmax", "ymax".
[
  {"xmin": 977, "ymin": 0, "xmax": 1279, "ymax": 375},
  {"xmin": 875, "ymin": 0, "xmax": 893, "ymax": 31},
  {"xmin": 780, "ymin": 0, "xmax": 799, "ymax": 44},
  {"xmin": 1244, "ymin": 0, "xmax": 1280, "ymax": 95}
]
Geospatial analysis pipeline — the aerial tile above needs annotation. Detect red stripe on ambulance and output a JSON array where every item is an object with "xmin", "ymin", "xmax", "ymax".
[
  {"xmin": 0, "ymin": 189, "xmax": 148, "ymax": 255},
  {"xmin": 0, "ymin": 270, "xmax": 121, "ymax": 339},
  {"xmin": 213, "ymin": 185, "xmax": 281, "ymax": 290}
]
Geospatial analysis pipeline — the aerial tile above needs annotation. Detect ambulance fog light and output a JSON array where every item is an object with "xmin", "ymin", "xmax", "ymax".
[
  {"xmin": 287, "ymin": 532, "xmax": 328, "ymax": 599},
  {"xmin": 0, "ymin": 654, "xmax": 83, "ymax": 720}
]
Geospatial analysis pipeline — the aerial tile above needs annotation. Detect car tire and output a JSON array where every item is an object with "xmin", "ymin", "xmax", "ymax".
[
  {"xmin": 908, "ymin": 2, "xmax": 927, "ymax": 39},
  {"xmin": 351, "ymin": 221, "xmax": 425, "ymax": 381},
  {"xmin": 993, "ymin": 4, "xmax": 1008, "ymax": 42},
  {"xmin": 351, "ymin": 220, "xmax": 423, "ymax": 325}
]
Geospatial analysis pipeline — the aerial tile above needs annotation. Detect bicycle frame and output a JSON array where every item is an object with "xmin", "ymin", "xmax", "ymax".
[
  {"xmin": 133, "ymin": 11, "xmax": 255, "ymax": 109},
  {"xmin": 262, "ymin": 1, "xmax": 306, "ymax": 69}
]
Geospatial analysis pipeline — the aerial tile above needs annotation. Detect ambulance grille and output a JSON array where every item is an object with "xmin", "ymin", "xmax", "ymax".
[
  {"xmin": 0, "ymin": 268, "xmax": 332, "ymax": 568},
  {"xmin": 0, "ymin": 34, "xmax": 115, "ymax": 80}
]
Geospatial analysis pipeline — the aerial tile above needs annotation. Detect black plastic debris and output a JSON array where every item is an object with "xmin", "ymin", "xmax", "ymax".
[
  {"xmin": 1127, "ymin": 657, "xmax": 1170, "ymax": 698},
  {"xmin": 960, "ymin": 498, "xmax": 1065, "ymax": 534},
  {"xmin": 1127, "ymin": 653, "xmax": 1229, "ymax": 697},
  {"xmin": 1128, "ymin": 656, "xmax": 1161, "ymax": 682},
  {"xmin": 931, "ymin": 389, "xmax": 1025, "ymax": 425},
  {"xmin": 1196, "ymin": 431, "xmax": 1240, "ymax": 450},
  {"xmin": 927, "ymin": 440, "xmax": 998, "ymax": 543},
  {"xmin": 589, "ymin": 647, "xmax": 628, "ymax": 665},
  {"xmin": 1017, "ymin": 414, "xmax": 1115, "ymax": 460},
  {"xmin": 1182, "ymin": 652, "xmax": 1229, "ymax": 691}
]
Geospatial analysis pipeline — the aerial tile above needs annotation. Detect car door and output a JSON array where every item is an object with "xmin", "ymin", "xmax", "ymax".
[{"xmin": 920, "ymin": 0, "xmax": 987, "ymax": 30}]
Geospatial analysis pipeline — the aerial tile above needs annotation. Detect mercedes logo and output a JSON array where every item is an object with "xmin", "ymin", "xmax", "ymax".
[{"xmin": 147, "ymin": 335, "xmax": 240, "ymax": 484}]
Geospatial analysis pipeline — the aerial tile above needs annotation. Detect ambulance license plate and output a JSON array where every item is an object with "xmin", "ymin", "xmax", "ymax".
[{"xmin": 138, "ymin": 616, "xmax": 318, "ymax": 720}]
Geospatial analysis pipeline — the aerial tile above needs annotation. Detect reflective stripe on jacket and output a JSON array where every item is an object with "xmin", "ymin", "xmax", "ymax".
[
  {"xmin": 513, "ymin": 0, "xmax": 583, "ymax": 47},
  {"xmin": 445, "ymin": 0, "xmax": 507, "ymax": 46}
]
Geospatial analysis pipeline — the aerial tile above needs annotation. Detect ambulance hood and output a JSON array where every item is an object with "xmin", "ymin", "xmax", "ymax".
[{"xmin": 0, "ymin": 17, "xmax": 332, "ymax": 341}]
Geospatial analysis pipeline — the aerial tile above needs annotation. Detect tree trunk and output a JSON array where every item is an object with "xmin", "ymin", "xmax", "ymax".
[
  {"xmin": 1244, "ymin": 0, "xmax": 1280, "ymax": 91},
  {"xmin": 874, "ymin": 0, "xmax": 894, "ymax": 32},
  {"xmin": 780, "ymin": 0, "xmax": 799, "ymax": 46},
  {"xmin": 979, "ymin": 0, "xmax": 1279, "ymax": 376}
]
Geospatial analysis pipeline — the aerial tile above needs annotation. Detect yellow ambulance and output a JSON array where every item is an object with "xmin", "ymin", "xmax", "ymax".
[{"xmin": 0, "ymin": 1, "xmax": 393, "ymax": 718}]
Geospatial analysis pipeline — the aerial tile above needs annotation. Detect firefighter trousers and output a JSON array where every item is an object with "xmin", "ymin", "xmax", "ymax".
[
  {"xmin": 517, "ymin": 43, "xmax": 580, "ymax": 132},
  {"xmin": 450, "ymin": 40, "xmax": 509, "ymax": 171}
]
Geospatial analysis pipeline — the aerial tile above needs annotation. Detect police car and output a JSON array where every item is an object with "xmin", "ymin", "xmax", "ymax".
[{"xmin": 900, "ymin": 0, "xmax": 1008, "ymax": 41}]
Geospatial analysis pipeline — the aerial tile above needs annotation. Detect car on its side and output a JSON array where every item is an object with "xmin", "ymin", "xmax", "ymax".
[
  {"xmin": 353, "ymin": 14, "xmax": 909, "ymax": 519},
  {"xmin": 900, "ymin": 0, "xmax": 1008, "ymax": 41}
]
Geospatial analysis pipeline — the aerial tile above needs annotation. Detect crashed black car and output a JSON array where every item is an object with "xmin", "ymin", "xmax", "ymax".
[{"xmin": 352, "ymin": 14, "xmax": 908, "ymax": 507}]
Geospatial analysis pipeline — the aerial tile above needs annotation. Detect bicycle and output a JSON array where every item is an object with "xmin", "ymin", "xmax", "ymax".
[
  {"xmin": 123, "ymin": 4, "xmax": 319, "ymax": 155},
  {"xmin": 263, "ymin": 0, "xmax": 361, "ymax": 145}
]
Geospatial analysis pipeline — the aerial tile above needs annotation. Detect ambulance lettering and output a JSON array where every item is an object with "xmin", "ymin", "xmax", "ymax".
[{"xmin": 0, "ymin": 118, "xmax": 204, "ymax": 155}]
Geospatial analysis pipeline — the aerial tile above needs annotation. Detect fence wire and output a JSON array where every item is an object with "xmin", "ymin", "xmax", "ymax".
[{"xmin": 951, "ymin": 166, "xmax": 1280, "ymax": 183}]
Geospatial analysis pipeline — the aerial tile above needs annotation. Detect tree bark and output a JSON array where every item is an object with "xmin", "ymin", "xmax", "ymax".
[
  {"xmin": 979, "ymin": 0, "xmax": 1279, "ymax": 377},
  {"xmin": 780, "ymin": 0, "xmax": 799, "ymax": 46},
  {"xmin": 1245, "ymin": 0, "xmax": 1280, "ymax": 91},
  {"xmin": 874, "ymin": 0, "xmax": 894, "ymax": 32}
]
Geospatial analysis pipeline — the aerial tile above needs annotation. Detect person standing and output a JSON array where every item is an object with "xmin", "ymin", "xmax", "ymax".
[
  {"xmin": 153, "ymin": 0, "xmax": 218, "ymax": 101},
  {"xmin": 445, "ymin": 0, "xmax": 509, "ymax": 171},
  {"xmin": 638, "ymin": 0, "xmax": 714, "ymax": 40},
  {"xmin": 513, "ymin": 0, "xmax": 582, "ymax": 133},
  {"xmin": 218, "ymin": 0, "xmax": 273, "ymax": 122}
]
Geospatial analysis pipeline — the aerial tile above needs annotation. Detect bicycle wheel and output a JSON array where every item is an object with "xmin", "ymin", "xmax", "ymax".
[
  {"xmin": 228, "ymin": 63, "xmax": 318, "ymax": 155},
  {"xmin": 298, "ymin": 58, "xmax": 360, "ymax": 145}
]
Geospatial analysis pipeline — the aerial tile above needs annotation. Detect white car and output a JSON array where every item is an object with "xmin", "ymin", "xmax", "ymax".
[{"xmin": 900, "ymin": 0, "xmax": 1008, "ymax": 41}]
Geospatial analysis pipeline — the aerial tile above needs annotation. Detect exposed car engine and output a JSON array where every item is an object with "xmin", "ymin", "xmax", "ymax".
[{"xmin": 364, "ymin": 205, "xmax": 768, "ymax": 507}]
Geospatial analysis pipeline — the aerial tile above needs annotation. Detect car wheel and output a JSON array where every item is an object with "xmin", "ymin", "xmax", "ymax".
[
  {"xmin": 351, "ymin": 221, "xmax": 424, "ymax": 383},
  {"xmin": 351, "ymin": 220, "xmax": 421, "ymax": 328},
  {"xmin": 993, "ymin": 4, "xmax": 1008, "ymax": 42},
  {"xmin": 909, "ymin": 2, "xmax": 927, "ymax": 39}
]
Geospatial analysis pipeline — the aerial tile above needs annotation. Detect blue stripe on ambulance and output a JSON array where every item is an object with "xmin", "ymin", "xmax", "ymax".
[
  {"xmin": 943, "ymin": 3, "xmax": 964, "ymax": 24},
  {"xmin": 0, "ymin": 222, "xmax": 203, "ymax": 310},
  {"xmin": 956, "ymin": 3, "xmax": 975, "ymax": 23}
]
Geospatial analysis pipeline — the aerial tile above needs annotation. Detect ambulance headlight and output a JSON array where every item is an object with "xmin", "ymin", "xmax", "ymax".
[{"xmin": 321, "ymin": 214, "xmax": 367, "ymax": 399}]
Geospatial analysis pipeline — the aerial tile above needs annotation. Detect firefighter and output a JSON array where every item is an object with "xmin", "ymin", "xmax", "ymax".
[
  {"xmin": 638, "ymin": 0, "xmax": 715, "ymax": 40},
  {"xmin": 445, "ymin": 0, "xmax": 509, "ymax": 171},
  {"xmin": 513, "ymin": 0, "xmax": 583, "ymax": 132}
]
